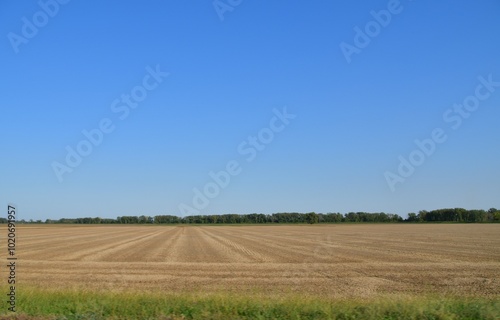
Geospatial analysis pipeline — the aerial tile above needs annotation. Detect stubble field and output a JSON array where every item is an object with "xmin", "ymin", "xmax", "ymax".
[{"xmin": 14, "ymin": 224, "xmax": 500, "ymax": 298}]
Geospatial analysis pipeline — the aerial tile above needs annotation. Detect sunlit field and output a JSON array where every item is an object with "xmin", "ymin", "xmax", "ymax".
[{"xmin": 3, "ymin": 224, "xmax": 499, "ymax": 319}]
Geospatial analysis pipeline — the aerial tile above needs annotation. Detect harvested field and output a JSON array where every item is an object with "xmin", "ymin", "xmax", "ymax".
[{"xmin": 12, "ymin": 224, "xmax": 500, "ymax": 298}]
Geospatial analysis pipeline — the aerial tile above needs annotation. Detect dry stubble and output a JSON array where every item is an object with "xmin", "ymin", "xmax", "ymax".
[{"xmin": 9, "ymin": 224, "xmax": 500, "ymax": 298}]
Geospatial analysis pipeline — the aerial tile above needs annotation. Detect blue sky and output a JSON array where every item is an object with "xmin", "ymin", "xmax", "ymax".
[{"xmin": 1, "ymin": 0, "xmax": 499, "ymax": 220}]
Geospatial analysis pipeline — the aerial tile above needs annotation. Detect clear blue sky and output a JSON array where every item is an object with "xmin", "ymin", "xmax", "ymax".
[{"xmin": 1, "ymin": 0, "xmax": 499, "ymax": 220}]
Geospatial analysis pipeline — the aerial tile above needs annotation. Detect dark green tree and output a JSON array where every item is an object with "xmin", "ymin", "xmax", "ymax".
[{"xmin": 306, "ymin": 212, "xmax": 319, "ymax": 224}]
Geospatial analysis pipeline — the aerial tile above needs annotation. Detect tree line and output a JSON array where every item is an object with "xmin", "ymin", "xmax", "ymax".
[
  {"xmin": 8, "ymin": 208, "xmax": 499, "ymax": 225},
  {"xmin": 407, "ymin": 208, "xmax": 500, "ymax": 223}
]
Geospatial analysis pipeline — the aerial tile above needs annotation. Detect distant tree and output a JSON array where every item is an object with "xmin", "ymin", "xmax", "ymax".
[
  {"xmin": 388, "ymin": 214, "xmax": 403, "ymax": 222},
  {"xmin": 208, "ymin": 215, "xmax": 218, "ymax": 224},
  {"xmin": 418, "ymin": 210, "xmax": 428, "ymax": 222},
  {"xmin": 138, "ymin": 215, "xmax": 150, "ymax": 224},
  {"xmin": 22, "ymin": 208, "xmax": 500, "ymax": 226},
  {"xmin": 306, "ymin": 212, "xmax": 319, "ymax": 224},
  {"xmin": 407, "ymin": 213, "xmax": 418, "ymax": 222},
  {"xmin": 322, "ymin": 213, "xmax": 343, "ymax": 223},
  {"xmin": 494, "ymin": 212, "xmax": 500, "ymax": 222}
]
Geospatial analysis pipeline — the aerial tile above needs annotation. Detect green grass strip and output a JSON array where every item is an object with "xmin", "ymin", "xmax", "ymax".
[{"xmin": 0, "ymin": 288, "xmax": 498, "ymax": 320}]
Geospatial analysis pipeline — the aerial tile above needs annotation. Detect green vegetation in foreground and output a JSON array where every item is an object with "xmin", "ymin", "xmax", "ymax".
[{"xmin": 1, "ymin": 288, "xmax": 499, "ymax": 320}]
